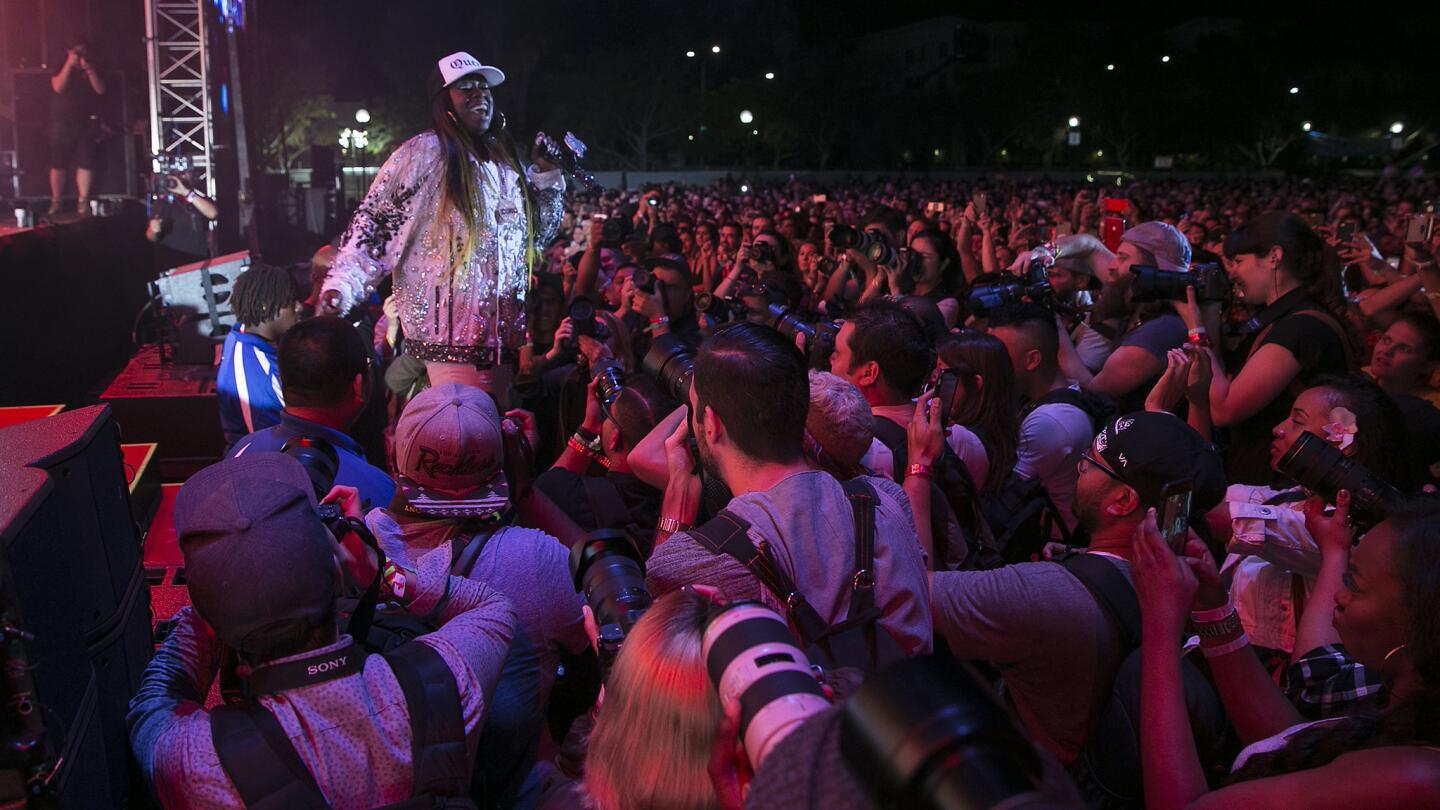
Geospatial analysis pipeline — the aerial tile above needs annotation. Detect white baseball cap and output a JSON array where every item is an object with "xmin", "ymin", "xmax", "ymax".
[{"xmin": 435, "ymin": 51, "xmax": 505, "ymax": 90}]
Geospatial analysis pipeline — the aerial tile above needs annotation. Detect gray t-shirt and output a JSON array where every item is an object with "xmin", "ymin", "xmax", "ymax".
[
  {"xmin": 647, "ymin": 470, "xmax": 932, "ymax": 655},
  {"xmin": 930, "ymin": 555, "xmax": 1132, "ymax": 764},
  {"xmin": 366, "ymin": 510, "xmax": 588, "ymax": 808}
]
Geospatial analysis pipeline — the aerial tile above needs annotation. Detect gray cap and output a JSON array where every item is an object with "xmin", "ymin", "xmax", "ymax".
[
  {"xmin": 174, "ymin": 453, "xmax": 337, "ymax": 653},
  {"xmin": 1122, "ymin": 221, "xmax": 1191, "ymax": 272}
]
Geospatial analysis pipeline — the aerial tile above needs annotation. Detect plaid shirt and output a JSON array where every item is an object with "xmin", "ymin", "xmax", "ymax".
[{"xmin": 1285, "ymin": 643, "xmax": 1385, "ymax": 718}]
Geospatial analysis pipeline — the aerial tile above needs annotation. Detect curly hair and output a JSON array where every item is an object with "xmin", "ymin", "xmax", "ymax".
[{"xmin": 230, "ymin": 264, "xmax": 299, "ymax": 328}]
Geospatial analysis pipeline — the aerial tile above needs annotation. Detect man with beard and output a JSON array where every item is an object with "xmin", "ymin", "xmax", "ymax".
[
  {"xmin": 929, "ymin": 411, "xmax": 1225, "ymax": 766},
  {"xmin": 642, "ymin": 322, "xmax": 932, "ymax": 655},
  {"xmin": 318, "ymin": 51, "xmax": 566, "ymax": 407}
]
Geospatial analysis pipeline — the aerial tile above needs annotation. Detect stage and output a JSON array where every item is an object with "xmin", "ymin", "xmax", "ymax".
[{"xmin": 0, "ymin": 199, "xmax": 155, "ymax": 407}]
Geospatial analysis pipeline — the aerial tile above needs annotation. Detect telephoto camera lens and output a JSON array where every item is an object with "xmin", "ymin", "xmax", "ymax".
[
  {"xmin": 1128, "ymin": 265, "xmax": 1193, "ymax": 303},
  {"xmin": 643, "ymin": 334, "xmax": 697, "ymax": 402},
  {"xmin": 841, "ymin": 655, "xmax": 1047, "ymax": 810},
  {"xmin": 591, "ymin": 358, "xmax": 626, "ymax": 407},
  {"xmin": 280, "ymin": 436, "xmax": 340, "ymax": 501},
  {"xmin": 765, "ymin": 302, "xmax": 817, "ymax": 342},
  {"xmin": 570, "ymin": 530, "xmax": 652, "ymax": 677},
  {"xmin": 1277, "ymin": 432, "xmax": 1403, "ymax": 530},
  {"xmin": 702, "ymin": 601, "xmax": 831, "ymax": 768},
  {"xmin": 966, "ymin": 284, "xmax": 1026, "ymax": 317},
  {"xmin": 569, "ymin": 296, "xmax": 596, "ymax": 338}
]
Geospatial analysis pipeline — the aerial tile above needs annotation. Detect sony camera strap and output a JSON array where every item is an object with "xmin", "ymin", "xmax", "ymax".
[{"xmin": 245, "ymin": 642, "xmax": 368, "ymax": 696}]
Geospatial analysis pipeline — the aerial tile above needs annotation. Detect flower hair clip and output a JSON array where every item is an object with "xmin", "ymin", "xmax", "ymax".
[{"xmin": 1322, "ymin": 407, "xmax": 1358, "ymax": 451}]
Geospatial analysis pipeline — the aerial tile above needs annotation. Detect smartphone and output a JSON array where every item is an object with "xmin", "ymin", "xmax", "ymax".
[
  {"xmin": 813, "ymin": 194, "xmax": 828, "ymax": 204},
  {"xmin": 1405, "ymin": 208, "xmax": 1436, "ymax": 245},
  {"xmin": 1303, "ymin": 212, "xmax": 1326, "ymax": 229},
  {"xmin": 1157, "ymin": 479, "xmax": 1195, "ymax": 556},
  {"xmin": 591, "ymin": 213, "xmax": 608, "ymax": 222},
  {"xmin": 1336, "ymin": 221, "xmax": 1357, "ymax": 241},
  {"xmin": 972, "ymin": 191, "xmax": 988, "ymax": 218},
  {"xmin": 926, "ymin": 201, "xmax": 947, "ymax": 215},
  {"xmin": 930, "ymin": 369, "xmax": 961, "ymax": 427}
]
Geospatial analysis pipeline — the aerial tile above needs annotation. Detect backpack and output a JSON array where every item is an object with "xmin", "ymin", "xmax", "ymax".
[
  {"xmin": 1053, "ymin": 553, "xmax": 1226, "ymax": 810},
  {"xmin": 981, "ymin": 474, "xmax": 1074, "ymax": 565},
  {"xmin": 870, "ymin": 416, "xmax": 998, "ymax": 571},
  {"xmin": 210, "ymin": 640, "xmax": 476, "ymax": 809},
  {"xmin": 338, "ymin": 525, "xmax": 502, "ymax": 654},
  {"xmin": 687, "ymin": 477, "xmax": 906, "ymax": 672}
]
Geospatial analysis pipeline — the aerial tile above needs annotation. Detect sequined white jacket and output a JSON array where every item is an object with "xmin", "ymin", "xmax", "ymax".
[{"xmin": 322, "ymin": 131, "xmax": 565, "ymax": 366}]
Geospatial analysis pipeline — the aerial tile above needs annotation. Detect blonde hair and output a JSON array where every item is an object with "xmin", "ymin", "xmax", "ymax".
[{"xmin": 585, "ymin": 590, "xmax": 722, "ymax": 810}]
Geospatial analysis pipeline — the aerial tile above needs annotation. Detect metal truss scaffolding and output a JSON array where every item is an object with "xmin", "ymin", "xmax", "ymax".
[{"xmin": 144, "ymin": 0, "xmax": 217, "ymax": 197}]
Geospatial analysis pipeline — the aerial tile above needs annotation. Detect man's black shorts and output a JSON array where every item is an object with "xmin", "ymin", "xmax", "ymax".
[{"xmin": 50, "ymin": 123, "xmax": 96, "ymax": 171}]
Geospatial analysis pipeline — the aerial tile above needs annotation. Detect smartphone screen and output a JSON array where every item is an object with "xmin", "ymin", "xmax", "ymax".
[
  {"xmin": 972, "ymin": 191, "xmax": 988, "ymax": 218},
  {"xmin": 1337, "ymin": 221, "xmax": 1357, "ymax": 241},
  {"xmin": 933, "ymin": 370, "xmax": 960, "ymax": 426},
  {"xmin": 1157, "ymin": 479, "xmax": 1194, "ymax": 556},
  {"xmin": 1406, "ymin": 214, "xmax": 1435, "ymax": 245}
]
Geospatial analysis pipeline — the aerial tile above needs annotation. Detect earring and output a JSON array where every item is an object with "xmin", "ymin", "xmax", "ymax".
[{"xmin": 1384, "ymin": 643, "xmax": 1408, "ymax": 663}]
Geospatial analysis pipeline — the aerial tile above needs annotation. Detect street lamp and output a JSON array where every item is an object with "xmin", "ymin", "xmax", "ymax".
[
  {"xmin": 1302, "ymin": 121, "xmax": 1312, "ymax": 132},
  {"xmin": 739, "ymin": 110, "xmax": 754, "ymax": 124},
  {"xmin": 1105, "ymin": 64, "xmax": 1115, "ymax": 71},
  {"xmin": 355, "ymin": 108, "xmax": 371, "ymax": 124},
  {"xmin": 764, "ymin": 72, "xmax": 775, "ymax": 80},
  {"xmin": 1161, "ymin": 55, "xmax": 1171, "ymax": 63},
  {"xmin": 1289, "ymin": 86, "xmax": 1299, "ymax": 95},
  {"xmin": 711, "ymin": 45, "xmax": 721, "ymax": 54},
  {"xmin": 1068, "ymin": 116, "xmax": 1080, "ymax": 128},
  {"xmin": 1390, "ymin": 121, "xmax": 1405, "ymax": 135},
  {"xmin": 686, "ymin": 50, "xmax": 696, "ymax": 58}
]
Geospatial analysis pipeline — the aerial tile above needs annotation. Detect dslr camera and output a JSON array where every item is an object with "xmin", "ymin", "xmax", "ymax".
[
  {"xmin": 1276, "ymin": 431, "xmax": 1404, "ymax": 531},
  {"xmin": 830, "ymin": 225, "xmax": 898, "ymax": 267},
  {"xmin": 570, "ymin": 530, "xmax": 652, "ymax": 680},
  {"xmin": 968, "ymin": 246, "xmax": 1055, "ymax": 317},
  {"xmin": 1129, "ymin": 262, "xmax": 1229, "ymax": 304}
]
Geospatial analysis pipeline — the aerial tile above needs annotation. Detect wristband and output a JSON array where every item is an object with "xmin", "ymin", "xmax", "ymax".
[
  {"xmin": 1200, "ymin": 633, "xmax": 1251, "ymax": 658},
  {"xmin": 383, "ymin": 562, "xmax": 407, "ymax": 604},
  {"xmin": 905, "ymin": 464, "xmax": 933, "ymax": 480},
  {"xmin": 658, "ymin": 516, "xmax": 692, "ymax": 533},
  {"xmin": 574, "ymin": 427, "xmax": 601, "ymax": 448},
  {"xmin": 567, "ymin": 436, "xmax": 610, "ymax": 468},
  {"xmin": 1190, "ymin": 602, "xmax": 1234, "ymax": 623},
  {"xmin": 186, "ymin": 190, "xmax": 197, "ymax": 203}
]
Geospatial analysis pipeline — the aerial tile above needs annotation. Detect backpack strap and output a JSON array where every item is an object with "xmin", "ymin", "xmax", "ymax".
[
  {"xmin": 869, "ymin": 416, "xmax": 908, "ymax": 482},
  {"xmin": 451, "ymin": 526, "xmax": 500, "ymax": 579},
  {"xmin": 211, "ymin": 704, "xmax": 332, "ymax": 809},
  {"xmin": 839, "ymin": 478, "xmax": 878, "ymax": 622},
  {"xmin": 1055, "ymin": 553, "xmax": 1141, "ymax": 650},
  {"xmin": 688, "ymin": 511, "xmax": 831, "ymax": 645},
  {"xmin": 382, "ymin": 641, "xmax": 470, "ymax": 799}
]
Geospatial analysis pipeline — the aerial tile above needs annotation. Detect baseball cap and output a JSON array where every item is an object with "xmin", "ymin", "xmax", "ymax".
[
  {"xmin": 173, "ymin": 453, "xmax": 338, "ymax": 654},
  {"xmin": 395, "ymin": 383, "xmax": 509, "ymax": 517},
  {"xmin": 428, "ymin": 51, "xmax": 506, "ymax": 97},
  {"xmin": 1121, "ymin": 221, "xmax": 1192, "ymax": 272},
  {"xmin": 1092, "ymin": 411, "xmax": 1226, "ymax": 511}
]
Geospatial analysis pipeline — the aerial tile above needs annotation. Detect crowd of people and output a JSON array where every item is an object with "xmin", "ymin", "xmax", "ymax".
[{"xmin": 127, "ymin": 50, "xmax": 1440, "ymax": 810}]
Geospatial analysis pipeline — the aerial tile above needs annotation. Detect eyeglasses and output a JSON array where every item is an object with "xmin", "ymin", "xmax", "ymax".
[{"xmin": 1080, "ymin": 451, "xmax": 1125, "ymax": 484}]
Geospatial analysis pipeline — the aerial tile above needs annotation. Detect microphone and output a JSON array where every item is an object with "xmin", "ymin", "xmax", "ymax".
[{"xmin": 535, "ymin": 131, "xmax": 601, "ymax": 191}]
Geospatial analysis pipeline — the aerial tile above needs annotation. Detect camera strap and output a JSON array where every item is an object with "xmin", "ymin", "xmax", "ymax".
[{"xmin": 246, "ymin": 642, "xmax": 368, "ymax": 696}]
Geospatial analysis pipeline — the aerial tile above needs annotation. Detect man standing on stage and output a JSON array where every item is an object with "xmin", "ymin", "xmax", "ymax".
[
  {"xmin": 49, "ymin": 39, "xmax": 105, "ymax": 217},
  {"xmin": 318, "ymin": 51, "xmax": 566, "ymax": 405}
]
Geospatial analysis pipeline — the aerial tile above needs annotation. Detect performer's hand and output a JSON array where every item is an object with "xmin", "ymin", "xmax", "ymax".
[
  {"xmin": 317, "ymin": 289, "xmax": 343, "ymax": 317},
  {"xmin": 530, "ymin": 140, "xmax": 559, "ymax": 174}
]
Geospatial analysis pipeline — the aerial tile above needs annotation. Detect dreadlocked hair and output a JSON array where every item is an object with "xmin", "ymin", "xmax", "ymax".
[
  {"xmin": 428, "ymin": 93, "xmax": 536, "ymax": 282},
  {"xmin": 231, "ymin": 263, "xmax": 298, "ymax": 328},
  {"xmin": 1227, "ymin": 500, "xmax": 1440, "ymax": 784}
]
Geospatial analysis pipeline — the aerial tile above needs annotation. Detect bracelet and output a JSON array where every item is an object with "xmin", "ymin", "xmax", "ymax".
[
  {"xmin": 1200, "ymin": 633, "xmax": 1251, "ymax": 658},
  {"xmin": 574, "ymin": 426, "xmax": 601, "ymax": 447},
  {"xmin": 657, "ymin": 515, "xmax": 692, "ymax": 534},
  {"xmin": 1190, "ymin": 602, "xmax": 1234, "ymax": 623},
  {"xmin": 905, "ymin": 464, "xmax": 933, "ymax": 480},
  {"xmin": 567, "ymin": 436, "xmax": 609, "ymax": 468},
  {"xmin": 645, "ymin": 316, "xmax": 670, "ymax": 334},
  {"xmin": 1193, "ymin": 610, "xmax": 1243, "ymax": 639}
]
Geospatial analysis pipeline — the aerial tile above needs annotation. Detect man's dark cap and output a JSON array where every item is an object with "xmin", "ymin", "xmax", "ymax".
[
  {"xmin": 1093, "ymin": 410, "xmax": 1226, "ymax": 511},
  {"xmin": 173, "ymin": 453, "xmax": 337, "ymax": 653}
]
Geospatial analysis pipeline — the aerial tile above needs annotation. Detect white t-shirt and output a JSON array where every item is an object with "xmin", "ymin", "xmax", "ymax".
[{"xmin": 1015, "ymin": 388, "xmax": 1094, "ymax": 531}]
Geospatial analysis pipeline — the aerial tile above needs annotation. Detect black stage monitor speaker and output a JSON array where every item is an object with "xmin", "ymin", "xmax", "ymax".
[{"xmin": 0, "ymin": 405, "xmax": 152, "ymax": 807}]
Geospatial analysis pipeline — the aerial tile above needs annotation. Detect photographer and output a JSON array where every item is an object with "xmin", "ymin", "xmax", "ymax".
[
  {"xmin": 536, "ymin": 369, "xmax": 675, "ymax": 536},
  {"xmin": 48, "ymin": 38, "xmax": 105, "ymax": 218},
  {"xmin": 227, "ymin": 316, "xmax": 395, "ymax": 511},
  {"xmin": 146, "ymin": 166, "xmax": 219, "ymax": 272},
  {"xmin": 366, "ymin": 384, "xmax": 588, "ymax": 808},
  {"xmin": 1055, "ymin": 222, "xmax": 1196, "ymax": 409},
  {"xmin": 931, "ymin": 412, "xmax": 1226, "ymax": 776},
  {"xmin": 127, "ymin": 453, "xmax": 518, "ymax": 805},
  {"xmin": 643, "ymin": 322, "xmax": 932, "ymax": 656}
]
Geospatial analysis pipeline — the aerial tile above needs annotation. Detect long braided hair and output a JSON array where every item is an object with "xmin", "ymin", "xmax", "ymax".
[{"xmin": 428, "ymin": 90, "xmax": 537, "ymax": 280}]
